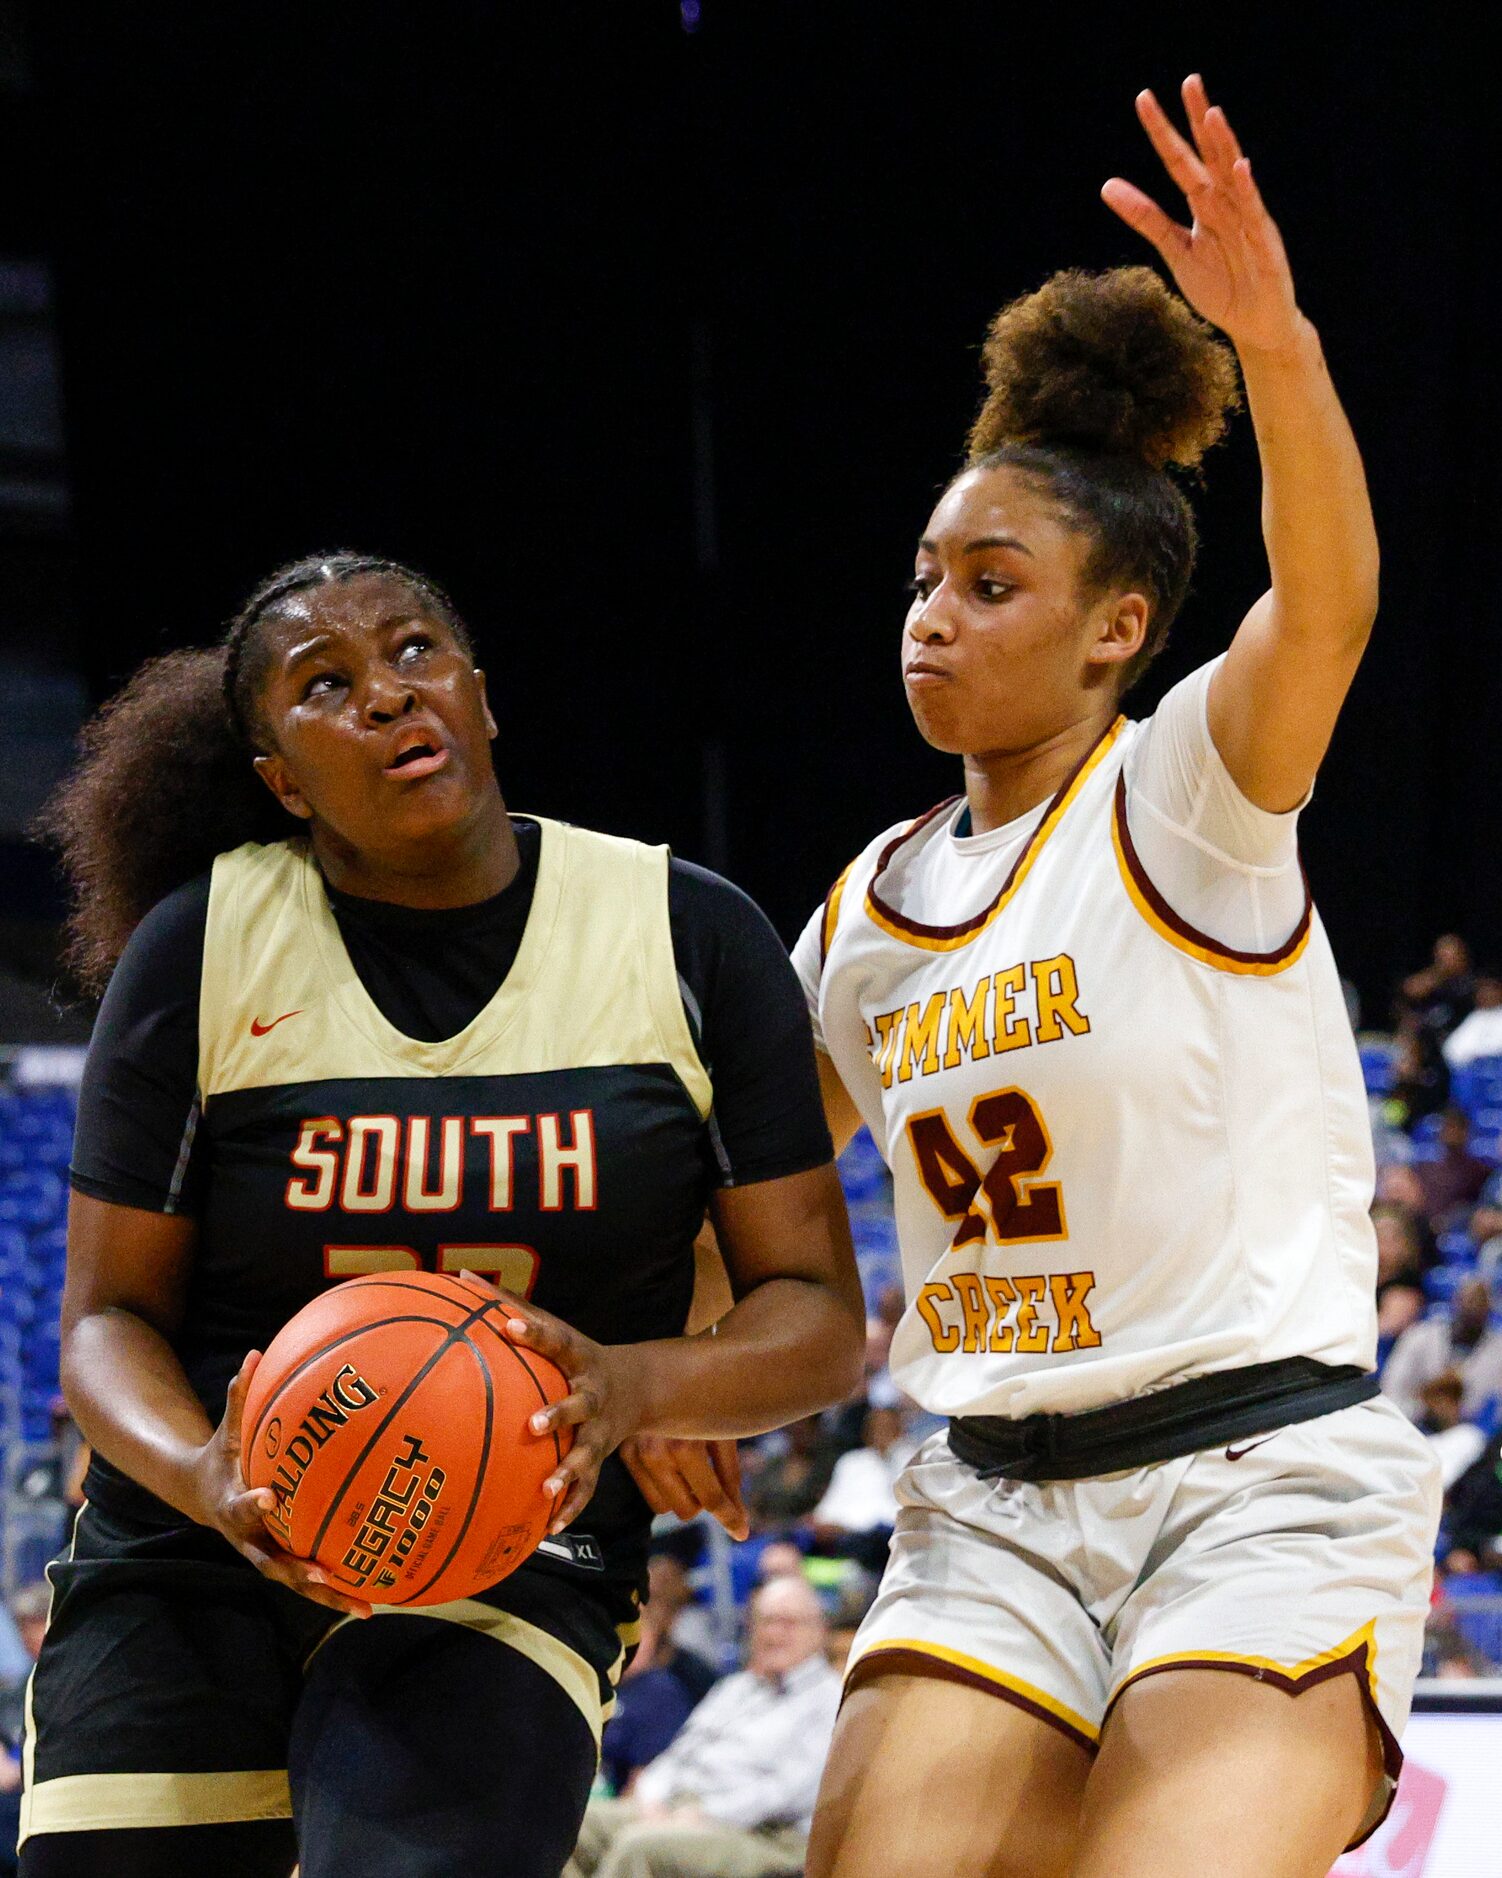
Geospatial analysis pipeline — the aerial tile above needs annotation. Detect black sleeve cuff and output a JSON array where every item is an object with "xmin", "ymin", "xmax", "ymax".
[{"xmin": 68, "ymin": 1168, "xmax": 198, "ymax": 1218}]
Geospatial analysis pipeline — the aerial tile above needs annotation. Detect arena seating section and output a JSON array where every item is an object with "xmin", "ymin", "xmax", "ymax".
[{"xmin": 0, "ymin": 1079, "xmax": 71, "ymax": 1591}]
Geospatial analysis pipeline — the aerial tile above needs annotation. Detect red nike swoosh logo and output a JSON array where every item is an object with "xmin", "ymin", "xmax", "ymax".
[
  {"xmin": 1225, "ymin": 1435, "xmax": 1277, "ymax": 1462},
  {"xmin": 250, "ymin": 1010, "xmax": 303, "ymax": 1037}
]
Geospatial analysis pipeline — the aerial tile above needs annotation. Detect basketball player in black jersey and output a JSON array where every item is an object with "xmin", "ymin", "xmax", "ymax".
[{"xmin": 23, "ymin": 553, "xmax": 866, "ymax": 1878}]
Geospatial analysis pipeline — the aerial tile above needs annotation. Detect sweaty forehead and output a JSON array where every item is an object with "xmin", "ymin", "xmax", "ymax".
[
  {"xmin": 263, "ymin": 570, "xmax": 435, "ymax": 642},
  {"xmin": 922, "ymin": 465, "xmax": 1071, "ymax": 552}
]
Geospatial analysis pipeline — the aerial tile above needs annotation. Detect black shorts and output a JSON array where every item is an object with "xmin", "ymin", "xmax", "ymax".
[{"xmin": 20, "ymin": 1501, "xmax": 638, "ymax": 1877}]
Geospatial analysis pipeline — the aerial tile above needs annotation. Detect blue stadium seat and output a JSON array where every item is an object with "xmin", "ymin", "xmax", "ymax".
[
  {"xmin": 837, "ymin": 1130, "xmax": 889, "ymax": 1202},
  {"xmin": 1469, "ymin": 1109, "xmax": 1502, "ymax": 1154},
  {"xmin": 1470, "ymin": 1055, "xmax": 1502, "ymax": 1106},
  {"xmin": 1359, "ymin": 1043, "xmax": 1395, "ymax": 1095},
  {"xmin": 1445, "ymin": 1574, "xmax": 1502, "ymax": 1666},
  {"xmin": 1445, "ymin": 1570, "xmax": 1502, "ymax": 1597},
  {"xmin": 1424, "ymin": 1267, "xmax": 1466, "ymax": 1305},
  {"xmin": 0, "ymin": 1170, "xmax": 65, "ymax": 1230}
]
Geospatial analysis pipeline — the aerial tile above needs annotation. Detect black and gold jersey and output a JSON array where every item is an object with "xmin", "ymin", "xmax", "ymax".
[{"xmin": 70, "ymin": 816, "xmax": 832, "ymax": 1591}]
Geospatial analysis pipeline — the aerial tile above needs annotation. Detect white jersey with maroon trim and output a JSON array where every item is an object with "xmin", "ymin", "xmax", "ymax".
[{"xmin": 794, "ymin": 692, "xmax": 1378, "ymax": 1421}]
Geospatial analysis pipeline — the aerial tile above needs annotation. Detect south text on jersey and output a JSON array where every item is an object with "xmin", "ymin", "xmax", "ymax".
[{"xmin": 284, "ymin": 1109, "xmax": 598, "ymax": 1215}]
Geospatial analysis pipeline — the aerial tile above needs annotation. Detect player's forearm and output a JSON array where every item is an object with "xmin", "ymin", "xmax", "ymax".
[
  {"xmin": 62, "ymin": 1307, "xmax": 217, "ymax": 1522},
  {"xmin": 1241, "ymin": 316, "xmax": 1379, "ymax": 646},
  {"xmin": 627, "ymin": 1275, "xmax": 865, "ymax": 1439}
]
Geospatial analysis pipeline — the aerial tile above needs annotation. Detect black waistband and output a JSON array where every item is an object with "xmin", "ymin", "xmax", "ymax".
[{"xmin": 947, "ymin": 1357, "xmax": 1379, "ymax": 1483}]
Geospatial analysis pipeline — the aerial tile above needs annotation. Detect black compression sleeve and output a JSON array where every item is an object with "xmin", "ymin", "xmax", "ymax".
[
  {"xmin": 667, "ymin": 860, "xmax": 833, "ymax": 1186},
  {"xmin": 69, "ymin": 877, "xmax": 211, "ymax": 1215}
]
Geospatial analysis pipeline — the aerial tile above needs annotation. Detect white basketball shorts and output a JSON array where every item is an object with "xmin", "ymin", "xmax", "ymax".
[{"xmin": 846, "ymin": 1394, "xmax": 1442, "ymax": 1848}]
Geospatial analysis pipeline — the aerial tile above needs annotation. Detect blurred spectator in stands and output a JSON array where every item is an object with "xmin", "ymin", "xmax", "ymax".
[
  {"xmin": 1441, "ymin": 1428, "xmax": 1502, "ymax": 1575},
  {"xmin": 863, "ymin": 1282, "xmax": 905, "ymax": 1382},
  {"xmin": 0, "ymin": 1600, "xmax": 32, "ymax": 1696},
  {"xmin": 823, "ymin": 1570, "xmax": 878, "ymax": 1676},
  {"xmin": 809, "ymin": 1387, "xmax": 918, "ymax": 1569},
  {"xmin": 8, "ymin": 1586, "xmax": 45, "ymax": 1665},
  {"xmin": 1374, "ymin": 1166, "xmax": 1440, "ymax": 1260},
  {"xmin": 1416, "ymin": 1371, "xmax": 1487, "ymax": 1487},
  {"xmin": 1, "ymin": 1580, "xmax": 49, "ymax": 1849},
  {"xmin": 640, "ymin": 1534, "xmax": 720, "ymax": 1668},
  {"xmin": 566, "ymin": 1575, "xmax": 839, "ymax": 1878},
  {"xmin": 754, "ymin": 1539, "xmax": 809, "ymax": 1586},
  {"xmin": 1415, "ymin": 1106, "xmax": 1493, "ymax": 1229},
  {"xmin": 1372, "ymin": 1202, "xmax": 1427, "ymax": 1340},
  {"xmin": 600, "ymin": 1551, "xmax": 719, "ymax": 1796},
  {"xmin": 48, "ymin": 1400, "xmax": 89, "ymax": 1511},
  {"xmin": 1443, "ymin": 970, "xmax": 1502, "ymax": 1069},
  {"xmin": 1402, "ymin": 932, "xmax": 1476, "ymax": 1041},
  {"xmin": 1383, "ymin": 1277, "xmax": 1502, "ymax": 1421},
  {"xmin": 745, "ymin": 1415, "xmax": 837, "ymax": 1531},
  {"xmin": 1383, "ymin": 1013, "xmax": 1451, "ymax": 1133},
  {"xmin": 1426, "ymin": 1619, "xmax": 1490, "ymax": 1679},
  {"xmin": 1474, "ymin": 1183, "xmax": 1502, "ymax": 1288}
]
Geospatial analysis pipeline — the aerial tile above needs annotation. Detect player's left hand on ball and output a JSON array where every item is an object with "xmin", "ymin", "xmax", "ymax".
[
  {"xmin": 620, "ymin": 1435, "xmax": 750, "ymax": 1541},
  {"xmin": 456, "ymin": 1272, "xmax": 645, "ymax": 1534}
]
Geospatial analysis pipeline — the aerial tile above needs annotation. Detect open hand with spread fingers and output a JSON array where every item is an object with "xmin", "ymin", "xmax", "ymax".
[{"xmin": 1102, "ymin": 74, "xmax": 1304, "ymax": 357}]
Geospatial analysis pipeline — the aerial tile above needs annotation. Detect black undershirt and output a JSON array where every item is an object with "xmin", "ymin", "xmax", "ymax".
[
  {"xmin": 72, "ymin": 819, "xmax": 832, "ymax": 1216},
  {"xmin": 321, "ymin": 821, "xmax": 546, "ymax": 1044}
]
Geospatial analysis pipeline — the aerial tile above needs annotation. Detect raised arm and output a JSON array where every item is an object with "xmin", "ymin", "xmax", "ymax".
[{"xmin": 1103, "ymin": 74, "xmax": 1379, "ymax": 813}]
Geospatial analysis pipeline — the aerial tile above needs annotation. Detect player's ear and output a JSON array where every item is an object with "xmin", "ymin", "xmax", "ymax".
[
  {"xmin": 1085, "ymin": 591, "xmax": 1149, "ymax": 671},
  {"xmin": 475, "ymin": 669, "xmax": 497, "ymax": 741},
  {"xmin": 253, "ymin": 752, "xmax": 314, "ymax": 822}
]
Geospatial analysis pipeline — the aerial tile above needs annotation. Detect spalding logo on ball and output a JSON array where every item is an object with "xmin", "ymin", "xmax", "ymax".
[{"xmin": 240, "ymin": 1270, "xmax": 572, "ymax": 1606}]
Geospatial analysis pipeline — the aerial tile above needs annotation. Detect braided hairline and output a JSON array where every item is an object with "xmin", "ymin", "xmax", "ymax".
[{"xmin": 220, "ymin": 552, "xmax": 473, "ymax": 748}]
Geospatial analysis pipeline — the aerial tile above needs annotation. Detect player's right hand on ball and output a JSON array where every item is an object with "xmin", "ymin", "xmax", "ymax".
[{"xmin": 187, "ymin": 1352, "xmax": 373, "ymax": 1620}]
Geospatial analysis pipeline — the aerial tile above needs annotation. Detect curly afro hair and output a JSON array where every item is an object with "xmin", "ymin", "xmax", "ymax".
[
  {"xmin": 959, "ymin": 267, "xmax": 1242, "ymax": 689},
  {"xmin": 967, "ymin": 266, "xmax": 1239, "ymax": 469}
]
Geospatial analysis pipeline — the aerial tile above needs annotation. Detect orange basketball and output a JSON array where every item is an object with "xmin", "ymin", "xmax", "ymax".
[{"xmin": 240, "ymin": 1270, "xmax": 571, "ymax": 1606}]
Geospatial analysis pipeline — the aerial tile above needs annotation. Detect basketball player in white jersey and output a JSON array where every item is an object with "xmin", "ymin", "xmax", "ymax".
[{"xmin": 777, "ymin": 78, "xmax": 1440, "ymax": 1878}]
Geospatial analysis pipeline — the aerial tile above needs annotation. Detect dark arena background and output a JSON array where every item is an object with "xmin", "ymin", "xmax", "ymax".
[{"xmin": 1, "ymin": 6, "xmax": 1500, "ymax": 1874}]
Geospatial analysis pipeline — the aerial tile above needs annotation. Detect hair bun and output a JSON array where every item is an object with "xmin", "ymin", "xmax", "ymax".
[{"xmin": 966, "ymin": 266, "xmax": 1241, "ymax": 472}]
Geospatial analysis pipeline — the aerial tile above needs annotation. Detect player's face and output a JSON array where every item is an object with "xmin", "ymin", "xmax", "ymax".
[
  {"xmin": 251, "ymin": 573, "xmax": 499, "ymax": 859},
  {"xmin": 902, "ymin": 467, "xmax": 1147, "ymax": 757}
]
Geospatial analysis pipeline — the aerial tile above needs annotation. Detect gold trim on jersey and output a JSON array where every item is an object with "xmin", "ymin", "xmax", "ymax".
[
  {"xmin": 847, "ymin": 1637, "xmax": 1099, "ymax": 1750},
  {"xmin": 1107, "ymin": 1618, "xmax": 1382, "ymax": 1717},
  {"xmin": 819, "ymin": 860, "xmax": 855, "ymax": 966},
  {"xmin": 18, "ymin": 1503, "xmax": 85, "ymax": 1844},
  {"xmin": 21, "ymin": 1769, "xmax": 292, "ymax": 1839},
  {"xmin": 1103, "ymin": 1616, "xmax": 1402, "ymax": 1834},
  {"xmin": 863, "ymin": 718, "xmax": 1127, "ymax": 954},
  {"xmin": 198, "ymin": 818, "xmax": 712, "ymax": 1117},
  {"xmin": 1110, "ymin": 773, "xmax": 1314, "ymax": 976},
  {"xmin": 309, "ymin": 1596, "xmax": 610, "ymax": 1745}
]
